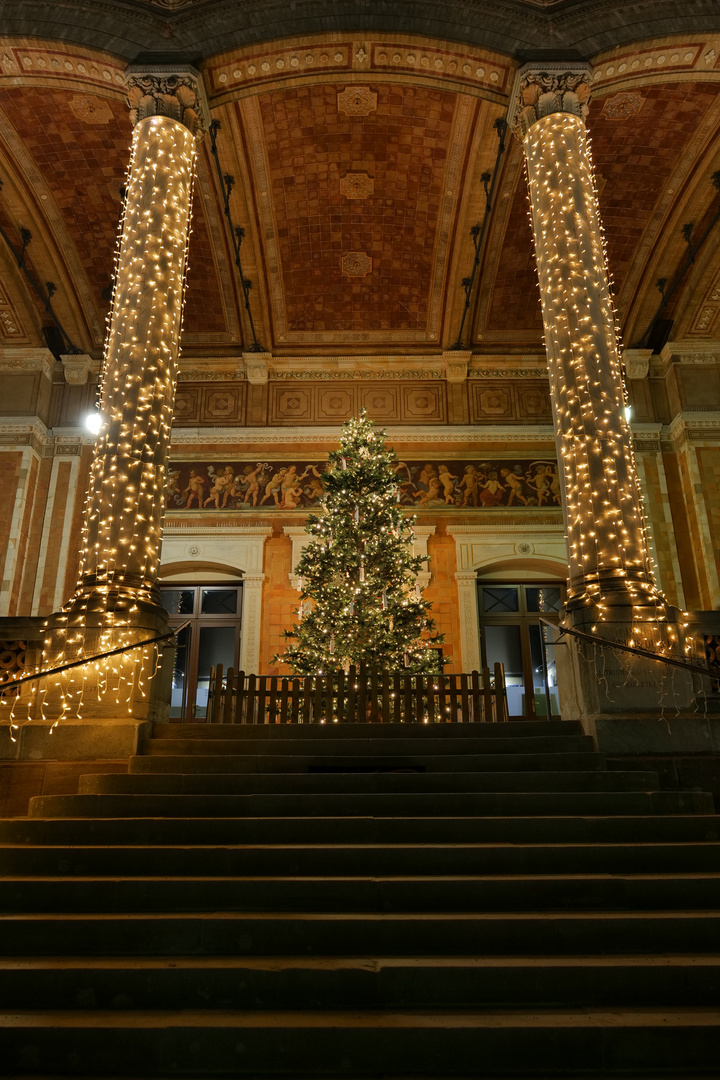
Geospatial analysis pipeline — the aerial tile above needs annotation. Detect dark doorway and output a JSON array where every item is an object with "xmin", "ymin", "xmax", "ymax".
[
  {"xmin": 477, "ymin": 581, "xmax": 564, "ymax": 718},
  {"xmin": 160, "ymin": 585, "xmax": 243, "ymax": 721}
]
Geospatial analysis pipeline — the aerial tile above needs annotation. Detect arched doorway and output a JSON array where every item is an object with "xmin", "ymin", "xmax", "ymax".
[{"xmin": 477, "ymin": 572, "xmax": 565, "ymax": 719}]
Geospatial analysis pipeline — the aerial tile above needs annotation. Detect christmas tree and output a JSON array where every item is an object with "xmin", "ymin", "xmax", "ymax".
[{"xmin": 276, "ymin": 411, "xmax": 444, "ymax": 675}]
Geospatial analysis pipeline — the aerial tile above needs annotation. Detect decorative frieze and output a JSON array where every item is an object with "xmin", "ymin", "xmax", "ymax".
[{"xmin": 166, "ymin": 456, "xmax": 561, "ymax": 513}]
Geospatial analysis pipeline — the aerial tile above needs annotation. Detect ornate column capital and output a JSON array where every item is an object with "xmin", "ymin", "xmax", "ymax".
[
  {"xmin": 124, "ymin": 64, "xmax": 210, "ymax": 139},
  {"xmin": 508, "ymin": 62, "xmax": 593, "ymax": 139}
]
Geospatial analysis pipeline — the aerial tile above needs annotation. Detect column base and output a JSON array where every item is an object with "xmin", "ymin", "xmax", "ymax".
[
  {"xmin": 555, "ymin": 607, "xmax": 696, "ymax": 728},
  {"xmin": 8, "ymin": 591, "xmax": 174, "ymax": 726}
]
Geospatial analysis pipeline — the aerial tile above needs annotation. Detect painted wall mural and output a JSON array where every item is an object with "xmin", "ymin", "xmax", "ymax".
[{"xmin": 166, "ymin": 459, "xmax": 561, "ymax": 511}]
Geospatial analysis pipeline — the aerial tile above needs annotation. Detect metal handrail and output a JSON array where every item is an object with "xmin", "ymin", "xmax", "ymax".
[
  {"xmin": 0, "ymin": 619, "xmax": 191, "ymax": 693},
  {"xmin": 539, "ymin": 616, "xmax": 719, "ymax": 682}
]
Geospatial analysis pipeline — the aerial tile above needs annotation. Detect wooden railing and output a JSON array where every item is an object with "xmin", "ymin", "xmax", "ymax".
[{"xmin": 207, "ymin": 664, "xmax": 509, "ymax": 725}]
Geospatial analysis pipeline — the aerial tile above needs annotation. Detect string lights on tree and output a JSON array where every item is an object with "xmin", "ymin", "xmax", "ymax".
[{"xmin": 276, "ymin": 411, "xmax": 444, "ymax": 675}]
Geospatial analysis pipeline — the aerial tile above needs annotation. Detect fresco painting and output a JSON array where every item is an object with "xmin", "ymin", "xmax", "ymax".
[{"xmin": 166, "ymin": 459, "xmax": 561, "ymax": 511}]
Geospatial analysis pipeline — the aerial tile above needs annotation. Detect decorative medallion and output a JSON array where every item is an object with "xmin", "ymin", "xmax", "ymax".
[
  {"xmin": 602, "ymin": 91, "xmax": 645, "ymax": 120},
  {"xmin": 339, "ymin": 172, "xmax": 374, "ymax": 200},
  {"xmin": 337, "ymin": 86, "xmax": 377, "ymax": 116},
  {"xmin": 68, "ymin": 93, "xmax": 113, "ymax": 125},
  {"xmin": 341, "ymin": 251, "xmax": 372, "ymax": 277}
]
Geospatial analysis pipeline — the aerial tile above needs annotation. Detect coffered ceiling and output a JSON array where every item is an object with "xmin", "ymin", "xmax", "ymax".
[{"xmin": 0, "ymin": 25, "xmax": 720, "ymax": 362}]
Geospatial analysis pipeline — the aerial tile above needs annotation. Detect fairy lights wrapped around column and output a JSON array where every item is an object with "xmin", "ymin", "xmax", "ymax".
[
  {"xmin": 51, "ymin": 65, "xmax": 208, "ymax": 669},
  {"xmin": 510, "ymin": 63, "xmax": 673, "ymax": 644}
]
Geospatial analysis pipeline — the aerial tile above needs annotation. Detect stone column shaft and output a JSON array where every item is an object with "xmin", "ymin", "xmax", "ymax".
[
  {"xmin": 513, "ymin": 65, "xmax": 665, "ymax": 634},
  {"xmin": 51, "ymin": 67, "xmax": 207, "ymax": 672},
  {"xmin": 79, "ymin": 115, "xmax": 195, "ymax": 601}
]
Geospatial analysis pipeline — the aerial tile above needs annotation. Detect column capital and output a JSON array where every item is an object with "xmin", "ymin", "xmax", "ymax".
[
  {"xmin": 124, "ymin": 64, "xmax": 210, "ymax": 139},
  {"xmin": 508, "ymin": 62, "xmax": 593, "ymax": 139}
]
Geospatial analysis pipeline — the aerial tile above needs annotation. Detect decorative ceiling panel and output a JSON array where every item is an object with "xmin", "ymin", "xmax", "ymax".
[
  {"xmin": 0, "ymin": 85, "xmax": 129, "ymax": 320},
  {"xmin": 183, "ymin": 195, "xmax": 230, "ymax": 337},
  {"xmin": 588, "ymin": 81, "xmax": 720, "ymax": 303},
  {"xmin": 239, "ymin": 82, "xmax": 475, "ymax": 345}
]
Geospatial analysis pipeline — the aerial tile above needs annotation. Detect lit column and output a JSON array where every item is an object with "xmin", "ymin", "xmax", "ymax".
[
  {"xmin": 510, "ymin": 64, "xmax": 672, "ymax": 644},
  {"xmin": 53, "ymin": 66, "xmax": 207, "ymax": 663}
]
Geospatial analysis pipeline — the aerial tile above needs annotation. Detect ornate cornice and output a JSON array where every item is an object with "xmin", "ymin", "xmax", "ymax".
[
  {"xmin": 125, "ymin": 64, "xmax": 210, "ymax": 138},
  {"xmin": 0, "ymin": 347, "xmax": 55, "ymax": 379},
  {"xmin": 169, "ymin": 423, "xmax": 557, "ymax": 447},
  {"xmin": 508, "ymin": 61, "xmax": 593, "ymax": 138},
  {"xmin": 270, "ymin": 368, "xmax": 443, "ymax": 381}
]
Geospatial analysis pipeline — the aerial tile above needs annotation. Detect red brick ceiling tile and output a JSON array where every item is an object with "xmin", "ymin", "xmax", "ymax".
[
  {"xmin": 1, "ymin": 86, "xmax": 130, "ymax": 310},
  {"xmin": 258, "ymin": 83, "xmax": 457, "ymax": 332}
]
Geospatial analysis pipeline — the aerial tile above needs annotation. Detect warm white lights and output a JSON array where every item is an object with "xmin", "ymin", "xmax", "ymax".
[
  {"xmin": 85, "ymin": 412, "xmax": 104, "ymax": 435},
  {"xmin": 9, "ymin": 110, "xmax": 200, "ymax": 725},
  {"xmin": 523, "ymin": 111, "xmax": 666, "ymax": 640}
]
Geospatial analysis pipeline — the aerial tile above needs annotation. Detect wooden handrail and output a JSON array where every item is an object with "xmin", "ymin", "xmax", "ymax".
[{"xmin": 206, "ymin": 663, "xmax": 508, "ymax": 725}]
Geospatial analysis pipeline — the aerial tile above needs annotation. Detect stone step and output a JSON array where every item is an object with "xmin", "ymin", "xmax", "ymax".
[
  {"xmin": 128, "ymin": 751, "xmax": 608, "ymax": 775},
  {"xmin": 140, "ymin": 734, "xmax": 597, "ymax": 757},
  {"xmin": 2, "ymin": 842, "xmax": 720, "ymax": 877},
  {"xmin": 2, "ymin": 1007, "xmax": 720, "ymax": 1076},
  {"xmin": 2, "ymin": 815, "xmax": 719, "ymax": 846},
  {"xmin": 1, "ymin": 956, "xmax": 719, "ymax": 1011},
  {"xmin": 3, "ymin": 911, "xmax": 720, "ymax": 957},
  {"xmin": 27, "ymin": 790, "xmax": 715, "ymax": 819},
  {"xmin": 150, "ymin": 720, "xmax": 585, "ymax": 740},
  {"xmin": 3, "ymin": 874, "xmax": 720, "ymax": 914},
  {"xmin": 78, "ymin": 769, "xmax": 660, "ymax": 796}
]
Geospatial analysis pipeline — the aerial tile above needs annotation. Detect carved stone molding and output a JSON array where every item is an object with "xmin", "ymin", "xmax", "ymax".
[
  {"xmin": 60, "ymin": 353, "xmax": 96, "ymax": 385},
  {"xmin": 508, "ymin": 62, "xmax": 593, "ymax": 138},
  {"xmin": 178, "ymin": 369, "xmax": 246, "ymax": 381},
  {"xmin": 125, "ymin": 64, "xmax": 210, "ymax": 138},
  {"xmin": 468, "ymin": 367, "xmax": 548, "ymax": 379},
  {"xmin": 443, "ymin": 351, "xmax": 470, "ymax": 383},
  {"xmin": 623, "ymin": 348, "xmax": 651, "ymax": 381},
  {"xmin": 169, "ymin": 424, "xmax": 557, "ymax": 446},
  {"xmin": 271, "ymin": 368, "xmax": 443, "ymax": 381},
  {"xmin": 244, "ymin": 353, "xmax": 270, "ymax": 385},
  {"xmin": 0, "ymin": 347, "xmax": 55, "ymax": 380}
]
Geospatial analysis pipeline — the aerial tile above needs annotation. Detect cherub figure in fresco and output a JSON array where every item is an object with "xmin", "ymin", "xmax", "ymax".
[
  {"xmin": 438, "ymin": 464, "xmax": 458, "ymax": 505},
  {"xmin": 301, "ymin": 465, "xmax": 325, "ymax": 504},
  {"xmin": 414, "ymin": 476, "xmax": 443, "ymax": 507},
  {"xmin": 281, "ymin": 465, "xmax": 310, "ymax": 501},
  {"xmin": 458, "ymin": 465, "xmax": 480, "ymax": 507},
  {"xmin": 281, "ymin": 483, "xmax": 304, "ymax": 510},
  {"xmin": 526, "ymin": 464, "xmax": 551, "ymax": 507},
  {"xmin": 501, "ymin": 467, "xmax": 529, "ymax": 506},
  {"xmin": 204, "ymin": 465, "xmax": 236, "ymax": 509},
  {"xmin": 183, "ymin": 468, "xmax": 207, "ymax": 509},
  {"xmin": 393, "ymin": 462, "xmax": 415, "ymax": 504},
  {"xmin": 417, "ymin": 463, "xmax": 438, "ymax": 492},
  {"xmin": 165, "ymin": 468, "xmax": 181, "ymax": 507},
  {"xmin": 260, "ymin": 467, "xmax": 287, "ymax": 507},
  {"xmin": 546, "ymin": 464, "xmax": 561, "ymax": 505},
  {"xmin": 233, "ymin": 462, "xmax": 267, "ymax": 508},
  {"xmin": 479, "ymin": 470, "xmax": 506, "ymax": 507}
]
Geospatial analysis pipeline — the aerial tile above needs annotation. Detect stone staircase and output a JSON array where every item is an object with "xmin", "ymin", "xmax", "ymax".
[{"xmin": 1, "ymin": 718, "xmax": 720, "ymax": 1076}]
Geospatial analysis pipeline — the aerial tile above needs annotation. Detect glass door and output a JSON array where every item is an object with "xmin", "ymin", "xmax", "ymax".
[
  {"xmin": 160, "ymin": 585, "xmax": 243, "ymax": 721},
  {"xmin": 477, "ymin": 582, "xmax": 564, "ymax": 718}
]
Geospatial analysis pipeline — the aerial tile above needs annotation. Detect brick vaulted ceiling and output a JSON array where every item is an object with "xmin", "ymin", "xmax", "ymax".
[{"xmin": 0, "ymin": 29, "xmax": 720, "ymax": 359}]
